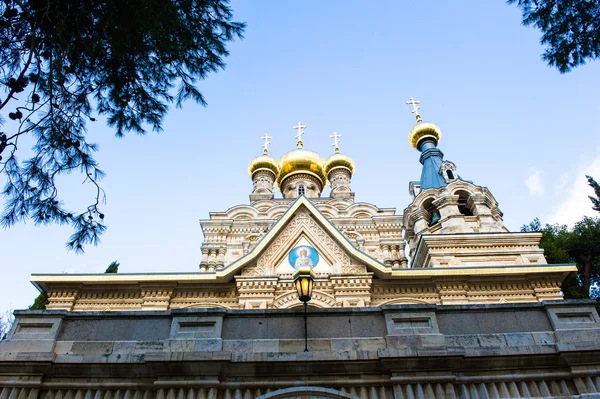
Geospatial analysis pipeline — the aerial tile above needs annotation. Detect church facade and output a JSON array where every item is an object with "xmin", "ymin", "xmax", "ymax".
[{"xmin": 2, "ymin": 103, "xmax": 600, "ymax": 398}]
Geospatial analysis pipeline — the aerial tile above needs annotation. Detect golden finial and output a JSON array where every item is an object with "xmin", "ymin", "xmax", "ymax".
[
  {"xmin": 293, "ymin": 122, "xmax": 306, "ymax": 149},
  {"xmin": 406, "ymin": 97, "xmax": 422, "ymax": 123},
  {"xmin": 330, "ymin": 132, "xmax": 342, "ymax": 154},
  {"xmin": 260, "ymin": 133, "xmax": 272, "ymax": 155}
]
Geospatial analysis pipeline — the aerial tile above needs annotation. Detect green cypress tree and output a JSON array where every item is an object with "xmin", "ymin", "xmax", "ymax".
[{"xmin": 105, "ymin": 261, "xmax": 119, "ymax": 273}]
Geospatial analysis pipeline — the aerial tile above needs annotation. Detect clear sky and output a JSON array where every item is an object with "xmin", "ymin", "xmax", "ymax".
[{"xmin": 1, "ymin": 0, "xmax": 599, "ymax": 311}]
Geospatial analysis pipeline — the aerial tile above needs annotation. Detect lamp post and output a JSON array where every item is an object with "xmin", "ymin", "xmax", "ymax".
[{"xmin": 293, "ymin": 264, "xmax": 315, "ymax": 352}]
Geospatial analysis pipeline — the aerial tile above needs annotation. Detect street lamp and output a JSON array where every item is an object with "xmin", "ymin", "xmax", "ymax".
[{"xmin": 293, "ymin": 264, "xmax": 315, "ymax": 352}]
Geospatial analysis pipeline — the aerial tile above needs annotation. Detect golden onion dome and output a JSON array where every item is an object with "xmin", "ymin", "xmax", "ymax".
[
  {"xmin": 277, "ymin": 149, "xmax": 327, "ymax": 187},
  {"xmin": 408, "ymin": 121, "xmax": 442, "ymax": 150},
  {"xmin": 248, "ymin": 154, "xmax": 279, "ymax": 179},
  {"xmin": 324, "ymin": 152, "xmax": 355, "ymax": 177}
]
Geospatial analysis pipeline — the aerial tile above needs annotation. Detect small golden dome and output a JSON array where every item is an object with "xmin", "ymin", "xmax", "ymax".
[
  {"xmin": 324, "ymin": 153, "xmax": 355, "ymax": 176},
  {"xmin": 248, "ymin": 154, "xmax": 279, "ymax": 179},
  {"xmin": 278, "ymin": 149, "xmax": 327, "ymax": 187},
  {"xmin": 408, "ymin": 122, "xmax": 442, "ymax": 150}
]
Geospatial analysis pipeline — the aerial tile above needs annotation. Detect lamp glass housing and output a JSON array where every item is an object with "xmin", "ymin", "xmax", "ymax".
[{"xmin": 294, "ymin": 275, "xmax": 313, "ymax": 303}]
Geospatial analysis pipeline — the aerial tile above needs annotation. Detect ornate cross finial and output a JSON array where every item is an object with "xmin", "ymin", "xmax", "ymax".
[
  {"xmin": 293, "ymin": 122, "xmax": 307, "ymax": 148},
  {"xmin": 406, "ymin": 97, "xmax": 422, "ymax": 123},
  {"xmin": 260, "ymin": 133, "xmax": 272, "ymax": 154},
  {"xmin": 330, "ymin": 132, "xmax": 342, "ymax": 153}
]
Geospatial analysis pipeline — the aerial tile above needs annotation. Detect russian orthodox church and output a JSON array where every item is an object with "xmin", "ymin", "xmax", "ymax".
[{"xmin": 2, "ymin": 100, "xmax": 599, "ymax": 399}]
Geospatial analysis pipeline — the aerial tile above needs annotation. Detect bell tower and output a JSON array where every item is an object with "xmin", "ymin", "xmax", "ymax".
[{"xmin": 402, "ymin": 98, "xmax": 546, "ymax": 268}]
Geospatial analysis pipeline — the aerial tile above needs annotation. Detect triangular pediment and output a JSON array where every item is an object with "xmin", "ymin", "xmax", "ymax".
[{"xmin": 218, "ymin": 196, "xmax": 390, "ymax": 280}]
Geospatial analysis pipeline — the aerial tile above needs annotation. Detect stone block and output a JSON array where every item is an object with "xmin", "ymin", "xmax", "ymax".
[
  {"xmin": 134, "ymin": 341, "xmax": 165, "ymax": 353},
  {"xmin": 165, "ymin": 339, "xmax": 195, "ymax": 352},
  {"xmin": 54, "ymin": 354, "xmax": 84, "ymax": 363},
  {"xmin": 0, "ymin": 340, "xmax": 55, "ymax": 353},
  {"xmin": 477, "ymin": 334, "xmax": 508, "ymax": 348},
  {"xmin": 252, "ymin": 339, "xmax": 279, "ymax": 353},
  {"xmin": 420, "ymin": 334, "xmax": 446, "ymax": 348},
  {"xmin": 94, "ymin": 319, "xmax": 136, "ymax": 341},
  {"xmin": 331, "ymin": 338, "xmax": 360, "ymax": 352},
  {"xmin": 308, "ymin": 339, "xmax": 331, "ymax": 352},
  {"xmin": 71, "ymin": 341, "xmax": 114, "ymax": 355},
  {"xmin": 385, "ymin": 311, "xmax": 439, "ymax": 336},
  {"xmin": 54, "ymin": 341, "xmax": 73, "ymax": 354},
  {"xmin": 307, "ymin": 316, "xmax": 352, "ymax": 338},
  {"xmin": 194, "ymin": 338, "xmax": 222, "ymax": 352},
  {"xmin": 359, "ymin": 338, "xmax": 386, "ymax": 351},
  {"xmin": 438, "ymin": 312, "xmax": 480, "ymax": 335},
  {"xmin": 266, "ymin": 352, "xmax": 296, "ymax": 361},
  {"xmin": 547, "ymin": 306, "xmax": 600, "ymax": 331},
  {"xmin": 531, "ymin": 332, "xmax": 556, "ymax": 346},
  {"xmin": 265, "ymin": 317, "xmax": 304, "ymax": 339},
  {"xmin": 113, "ymin": 341, "xmax": 136, "ymax": 354},
  {"xmin": 476, "ymin": 311, "xmax": 522, "ymax": 333},
  {"xmin": 349, "ymin": 314, "xmax": 387, "ymax": 337},
  {"xmin": 222, "ymin": 317, "xmax": 268, "ymax": 339},
  {"xmin": 133, "ymin": 319, "xmax": 171, "ymax": 341},
  {"xmin": 386, "ymin": 335, "xmax": 422, "ymax": 349},
  {"xmin": 555, "ymin": 329, "xmax": 600, "ymax": 344},
  {"xmin": 15, "ymin": 352, "xmax": 55, "ymax": 361},
  {"xmin": 504, "ymin": 333, "xmax": 536, "ymax": 347},
  {"xmin": 223, "ymin": 340, "xmax": 253, "ymax": 353},
  {"xmin": 514, "ymin": 310, "xmax": 552, "ymax": 332},
  {"xmin": 58, "ymin": 319, "xmax": 100, "ymax": 341},
  {"xmin": 170, "ymin": 316, "xmax": 223, "ymax": 339},
  {"xmin": 9, "ymin": 316, "xmax": 64, "ymax": 341},
  {"xmin": 446, "ymin": 335, "xmax": 479, "ymax": 348}
]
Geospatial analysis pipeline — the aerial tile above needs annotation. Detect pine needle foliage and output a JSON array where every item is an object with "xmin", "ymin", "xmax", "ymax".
[
  {"xmin": 508, "ymin": 0, "xmax": 600, "ymax": 73},
  {"xmin": 587, "ymin": 175, "xmax": 600, "ymax": 212},
  {"xmin": 0, "ymin": 0, "xmax": 245, "ymax": 253}
]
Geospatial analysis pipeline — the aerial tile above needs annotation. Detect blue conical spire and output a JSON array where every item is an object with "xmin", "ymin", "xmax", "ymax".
[{"xmin": 418, "ymin": 140, "xmax": 446, "ymax": 190}]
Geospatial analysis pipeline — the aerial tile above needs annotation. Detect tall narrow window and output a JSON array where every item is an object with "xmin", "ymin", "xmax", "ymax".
[
  {"xmin": 447, "ymin": 170, "xmax": 455, "ymax": 180},
  {"xmin": 298, "ymin": 185, "xmax": 305, "ymax": 196}
]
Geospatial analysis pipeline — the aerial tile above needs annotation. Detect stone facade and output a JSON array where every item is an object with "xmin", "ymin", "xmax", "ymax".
[{"xmin": 2, "ymin": 301, "xmax": 600, "ymax": 398}]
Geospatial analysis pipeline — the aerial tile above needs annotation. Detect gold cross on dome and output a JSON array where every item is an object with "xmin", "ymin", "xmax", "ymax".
[
  {"xmin": 330, "ymin": 132, "xmax": 342, "ymax": 153},
  {"xmin": 406, "ymin": 97, "xmax": 422, "ymax": 122},
  {"xmin": 261, "ymin": 133, "xmax": 272, "ymax": 154},
  {"xmin": 293, "ymin": 122, "xmax": 307, "ymax": 148}
]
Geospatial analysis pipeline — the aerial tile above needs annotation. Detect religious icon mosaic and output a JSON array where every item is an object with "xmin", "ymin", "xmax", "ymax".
[{"xmin": 288, "ymin": 245, "xmax": 319, "ymax": 270}]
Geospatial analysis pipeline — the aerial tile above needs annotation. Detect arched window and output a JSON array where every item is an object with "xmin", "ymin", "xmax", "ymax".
[
  {"xmin": 297, "ymin": 185, "xmax": 305, "ymax": 196},
  {"xmin": 455, "ymin": 190, "xmax": 474, "ymax": 216},
  {"xmin": 447, "ymin": 170, "xmax": 455, "ymax": 180},
  {"xmin": 422, "ymin": 198, "xmax": 440, "ymax": 227}
]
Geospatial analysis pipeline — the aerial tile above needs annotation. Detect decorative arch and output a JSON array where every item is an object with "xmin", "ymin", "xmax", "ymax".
[
  {"xmin": 377, "ymin": 297, "xmax": 434, "ymax": 305},
  {"xmin": 177, "ymin": 302, "xmax": 231, "ymax": 309},
  {"xmin": 266, "ymin": 204, "xmax": 292, "ymax": 219},
  {"xmin": 272, "ymin": 290, "xmax": 337, "ymax": 309},
  {"xmin": 346, "ymin": 203, "xmax": 380, "ymax": 218},
  {"xmin": 256, "ymin": 386, "xmax": 356, "ymax": 399},
  {"xmin": 225, "ymin": 205, "xmax": 259, "ymax": 220}
]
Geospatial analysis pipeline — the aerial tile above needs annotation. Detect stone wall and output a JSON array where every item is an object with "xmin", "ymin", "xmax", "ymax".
[{"xmin": 1, "ymin": 301, "xmax": 600, "ymax": 399}]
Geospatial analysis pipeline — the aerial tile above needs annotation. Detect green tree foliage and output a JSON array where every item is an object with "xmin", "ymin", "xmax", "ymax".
[
  {"xmin": 587, "ymin": 175, "xmax": 600, "ymax": 212},
  {"xmin": 29, "ymin": 292, "xmax": 48, "ymax": 310},
  {"xmin": 105, "ymin": 260, "xmax": 119, "ymax": 273},
  {"xmin": 507, "ymin": 0, "xmax": 600, "ymax": 73},
  {"xmin": 0, "ymin": 0, "xmax": 245, "ymax": 252},
  {"xmin": 522, "ymin": 217, "xmax": 600, "ymax": 299}
]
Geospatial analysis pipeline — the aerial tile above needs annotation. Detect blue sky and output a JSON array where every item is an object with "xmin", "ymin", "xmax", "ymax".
[{"xmin": 1, "ymin": 0, "xmax": 599, "ymax": 311}]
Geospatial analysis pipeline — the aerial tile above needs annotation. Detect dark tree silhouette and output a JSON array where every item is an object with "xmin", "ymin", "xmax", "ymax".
[
  {"xmin": 508, "ymin": 0, "xmax": 600, "ymax": 72},
  {"xmin": 0, "ymin": 0, "xmax": 245, "ymax": 252}
]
